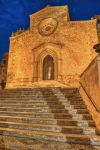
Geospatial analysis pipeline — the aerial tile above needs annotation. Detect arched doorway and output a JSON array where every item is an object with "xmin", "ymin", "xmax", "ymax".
[{"xmin": 43, "ymin": 55, "xmax": 54, "ymax": 80}]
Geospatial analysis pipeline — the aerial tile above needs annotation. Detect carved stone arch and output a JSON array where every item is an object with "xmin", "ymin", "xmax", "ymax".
[{"xmin": 35, "ymin": 49, "xmax": 58, "ymax": 81}]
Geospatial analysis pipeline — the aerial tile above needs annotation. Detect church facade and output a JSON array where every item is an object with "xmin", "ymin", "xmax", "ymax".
[{"xmin": 6, "ymin": 6, "xmax": 98, "ymax": 88}]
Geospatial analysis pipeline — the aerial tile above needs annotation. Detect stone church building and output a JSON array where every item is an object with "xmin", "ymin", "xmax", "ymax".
[
  {"xmin": 0, "ymin": 6, "xmax": 100, "ymax": 147},
  {"xmin": 6, "ymin": 5, "xmax": 98, "ymax": 88}
]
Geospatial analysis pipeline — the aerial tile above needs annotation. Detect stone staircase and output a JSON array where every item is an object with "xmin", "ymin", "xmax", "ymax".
[{"xmin": 0, "ymin": 87, "xmax": 100, "ymax": 147}]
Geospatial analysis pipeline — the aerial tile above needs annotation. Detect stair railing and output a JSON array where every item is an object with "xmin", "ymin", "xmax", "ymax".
[
  {"xmin": 80, "ymin": 55, "xmax": 100, "ymax": 112},
  {"xmin": 79, "ymin": 44, "xmax": 100, "ymax": 129}
]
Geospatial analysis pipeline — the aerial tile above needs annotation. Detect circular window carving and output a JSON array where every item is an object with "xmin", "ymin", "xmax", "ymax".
[{"xmin": 38, "ymin": 18, "xmax": 58, "ymax": 36}]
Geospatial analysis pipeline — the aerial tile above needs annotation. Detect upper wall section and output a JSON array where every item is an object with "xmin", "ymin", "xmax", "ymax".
[{"xmin": 30, "ymin": 6, "xmax": 70, "ymax": 32}]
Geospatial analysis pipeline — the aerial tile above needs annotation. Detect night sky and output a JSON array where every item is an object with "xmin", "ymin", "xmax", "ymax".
[{"xmin": 0, "ymin": 0, "xmax": 100, "ymax": 61}]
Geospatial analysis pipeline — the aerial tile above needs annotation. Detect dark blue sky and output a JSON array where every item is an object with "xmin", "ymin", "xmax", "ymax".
[{"xmin": 0, "ymin": 0, "xmax": 100, "ymax": 61}]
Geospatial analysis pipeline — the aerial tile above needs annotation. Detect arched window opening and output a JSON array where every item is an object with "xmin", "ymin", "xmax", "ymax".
[{"xmin": 43, "ymin": 55, "xmax": 54, "ymax": 80}]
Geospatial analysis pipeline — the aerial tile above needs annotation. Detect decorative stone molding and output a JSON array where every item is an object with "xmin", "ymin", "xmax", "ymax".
[
  {"xmin": 32, "ymin": 42, "xmax": 64, "ymax": 52},
  {"xmin": 38, "ymin": 18, "xmax": 58, "ymax": 36},
  {"xmin": 11, "ymin": 28, "xmax": 24, "ymax": 37},
  {"xmin": 33, "ymin": 48, "xmax": 58, "ymax": 82}
]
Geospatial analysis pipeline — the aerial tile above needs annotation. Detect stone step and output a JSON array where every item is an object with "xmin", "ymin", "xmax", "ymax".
[
  {"xmin": 0, "ymin": 87, "xmax": 99, "ymax": 147},
  {"xmin": 0, "ymin": 102, "xmax": 85, "ymax": 107},
  {"xmin": 60, "ymin": 92, "xmax": 79, "ymax": 94},
  {"xmin": 0, "ymin": 103, "xmax": 87, "ymax": 110},
  {"xmin": 0, "ymin": 127, "xmax": 99, "ymax": 145},
  {"xmin": 0, "ymin": 94, "xmax": 44, "ymax": 98},
  {"xmin": 0, "ymin": 116, "xmax": 95, "ymax": 127},
  {"xmin": 0, "ymin": 88, "xmax": 77, "ymax": 92},
  {"xmin": 0, "ymin": 103, "xmax": 87, "ymax": 109},
  {"xmin": 76, "ymin": 109, "xmax": 89, "ymax": 114},
  {"xmin": 0, "ymin": 89, "xmax": 76, "ymax": 93},
  {"xmin": 0, "ymin": 103, "xmax": 85, "ymax": 108},
  {"xmin": 0, "ymin": 108, "xmax": 53, "ymax": 113},
  {"xmin": 0, "ymin": 121, "xmax": 97, "ymax": 135},
  {"xmin": 0, "ymin": 89, "xmax": 41, "ymax": 93},
  {"xmin": 43, "ymin": 95, "xmax": 82, "ymax": 99},
  {"xmin": 61, "ymin": 95, "xmax": 82, "ymax": 98},
  {"xmin": 1, "ymin": 136, "xmax": 100, "ymax": 150},
  {"xmin": 0, "ymin": 91, "xmax": 40, "ymax": 94},
  {"xmin": 40, "ymin": 89, "xmax": 78, "ymax": 92},
  {"xmin": 0, "ymin": 105, "xmax": 66, "ymax": 109},
  {"xmin": 66, "ymin": 97, "xmax": 83, "ymax": 100},
  {"xmin": 0, "ymin": 104, "xmax": 87, "ymax": 111},
  {"xmin": 46, "ymin": 98, "xmax": 83, "ymax": 102},
  {"xmin": 0, "ymin": 111, "xmax": 92, "ymax": 120},
  {"xmin": 0, "ymin": 96, "xmax": 81, "ymax": 100},
  {"xmin": 0, "ymin": 100, "xmax": 83, "ymax": 105},
  {"xmin": 0, "ymin": 98, "xmax": 83, "ymax": 103},
  {"xmin": 0, "ymin": 107, "xmax": 90, "ymax": 114},
  {"xmin": 0, "ymin": 93, "xmax": 80, "ymax": 97},
  {"xmin": 0, "ymin": 102, "xmax": 86, "ymax": 108},
  {"xmin": 73, "ymin": 105, "xmax": 87, "ymax": 109},
  {"xmin": 43, "ymin": 90, "xmax": 79, "ymax": 94},
  {"xmin": 42, "ymin": 92, "xmax": 80, "ymax": 95},
  {"xmin": 0, "ymin": 96, "xmax": 82, "ymax": 100},
  {"xmin": 68, "ymin": 101, "xmax": 85, "ymax": 105},
  {"xmin": 0, "ymin": 91, "xmax": 79, "ymax": 93},
  {"xmin": 0, "ymin": 96, "xmax": 46, "ymax": 101},
  {"xmin": 0, "ymin": 106, "xmax": 89, "ymax": 113},
  {"xmin": 0, "ymin": 101, "xmax": 86, "ymax": 105}
]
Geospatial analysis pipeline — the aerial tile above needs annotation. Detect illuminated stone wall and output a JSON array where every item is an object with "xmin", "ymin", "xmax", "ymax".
[{"xmin": 6, "ymin": 6, "xmax": 98, "ymax": 88}]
